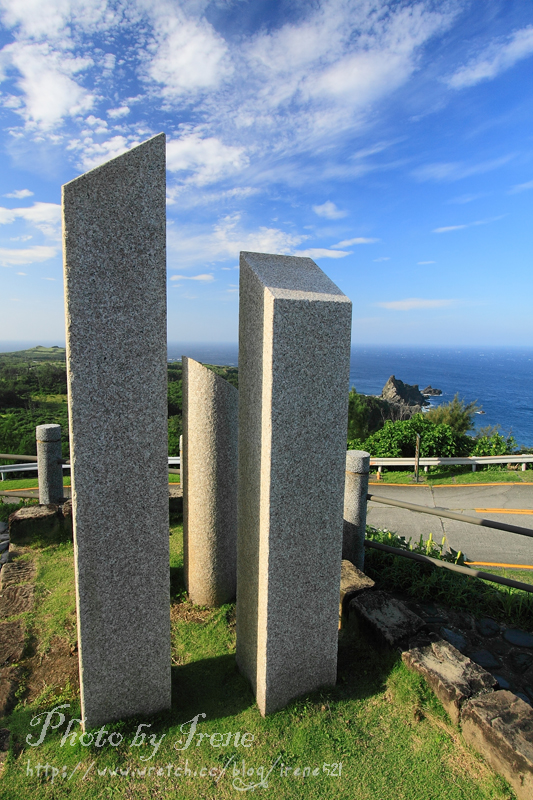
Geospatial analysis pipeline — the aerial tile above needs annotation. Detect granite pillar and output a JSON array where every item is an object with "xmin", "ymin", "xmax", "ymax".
[
  {"xmin": 36, "ymin": 424, "xmax": 64, "ymax": 505},
  {"xmin": 62, "ymin": 133, "xmax": 170, "ymax": 728},
  {"xmin": 236, "ymin": 251, "xmax": 352, "ymax": 716},
  {"xmin": 182, "ymin": 357, "xmax": 238, "ymax": 606},
  {"xmin": 343, "ymin": 450, "xmax": 370, "ymax": 570}
]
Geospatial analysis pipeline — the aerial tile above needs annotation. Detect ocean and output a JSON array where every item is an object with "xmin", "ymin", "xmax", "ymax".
[{"xmin": 168, "ymin": 343, "xmax": 533, "ymax": 448}]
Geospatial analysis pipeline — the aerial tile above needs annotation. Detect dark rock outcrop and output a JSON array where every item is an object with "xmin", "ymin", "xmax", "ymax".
[
  {"xmin": 421, "ymin": 385, "xmax": 442, "ymax": 396},
  {"xmin": 381, "ymin": 375, "xmax": 428, "ymax": 408}
]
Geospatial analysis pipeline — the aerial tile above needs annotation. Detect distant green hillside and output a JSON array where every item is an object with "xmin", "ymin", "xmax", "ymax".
[{"xmin": 0, "ymin": 345, "xmax": 66, "ymax": 366}]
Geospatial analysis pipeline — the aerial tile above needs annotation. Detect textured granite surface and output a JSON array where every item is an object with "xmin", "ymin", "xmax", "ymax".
[
  {"xmin": 182, "ymin": 357, "xmax": 238, "ymax": 606},
  {"xmin": 62, "ymin": 133, "xmax": 170, "ymax": 728},
  {"xmin": 343, "ymin": 450, "xmax": 370, "ymax": 570},
  {"xmin": 236, "ymin": 251, "xmax": 352, "ymax": 716},
  {"xmin": 36, "ymin": 424, "xmax": 64, "ymax": 505}
]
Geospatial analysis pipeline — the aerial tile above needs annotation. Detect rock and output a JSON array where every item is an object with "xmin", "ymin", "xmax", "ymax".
[
  {"xmin": 0, "ymin": 533, "xmax": 8, "ymax": 542},
  {"xmin": 461, "ymin": 690, "xmax": 533, "ymax": 800},
  {"xmin": 504, "ymin": 629, "xmax": 533, "ymax": 648},
  {"xmin": 0, "ymin": 560, "xmax": 35, "ymax": 590},
  {"xmin": 493, "ymin": 675, "xmax": 511, "ymax": 690},
  {"xmin": 340, "ymin": 560, "xmax": 375, "ymax": 612},
  {"xmin": 381, "ymin": 376, "xmax": 429, "ymax": 407},
  {"xmin": 470, "ymin": 649, "xmax": 501, "ymax": 670},
  {"xmin": 510, "ymin": 652, "xmax": 533, "ymax": 673},
  {"xmin": 0, "ymin": 522, "xmax": 7, "ymax": 534},
  {"xmin": 476, "ymin": 618, "xmax": 500, "ymax": 637},
  {"xmin": 0, "ymin": 552, "xmax": 11, "ymax": 566},
  {"xmin": 402, "ymin": 638, "xmax": 497, "ymax": 726},
  {"xmin": 440, "ymin": 627, "xmax": 468, "ymax": 652},
  {"xmin": 516, "ymin": 692, "xmax": 532, "ymax": 706},
  {"xmin": 8, "ymin": 504, "xmax": 67, "ymax": 545},
  {"xmin": 0, "ymin": 668, "xmax": 17, "ymax": 718},
  {"xmin": 0, "ymin": 541, "xmax": 8, "ymax": 554},
  {"xmin": 421, "ymin": 386, "xmax": 442, "ymax": 396},
  {"xmin": 0, "ymin": 620, "xmax": 26, "ymax": 665},
  {"xmin": 0, "ymin": 585, "xmax": 34, "ymax": 618},
  {"xmin": 350, "ymin": 590, "xmax": 424, "ymax": 648}
]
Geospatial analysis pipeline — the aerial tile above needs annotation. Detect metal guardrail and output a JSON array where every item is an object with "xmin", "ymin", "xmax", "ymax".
[
  {"xmin": 367, "ymin": 493, "xmax": 533, "ymax": 539},
  {"xmin": 365, "ymin": 539, "xmax": 533, "ymax": 594},
  {"xmin": 371, "ymin": 455, "xmax": 533, "ymax": 473},
  {"xmin": 0, "ymin": 453, "xmax": 181, "ymax": 480}
]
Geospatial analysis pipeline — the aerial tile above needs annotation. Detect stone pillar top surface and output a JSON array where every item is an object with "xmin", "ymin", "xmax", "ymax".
[
  {"xmin": 240, "ymin": 251, "xmax": 352, "ymax": 302},
  {"xmin": 346, "ymin": 450, "xmax": 370, "ymax": 473},
  {"xmin": 36, "ymin": 424, "xmax": 62, "ymax": 441}
]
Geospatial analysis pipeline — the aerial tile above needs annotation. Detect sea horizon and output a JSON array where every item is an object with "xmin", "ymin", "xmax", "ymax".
[{"xmin": 1, "ymin": 341, "xmax": 532, "ymax": 447}]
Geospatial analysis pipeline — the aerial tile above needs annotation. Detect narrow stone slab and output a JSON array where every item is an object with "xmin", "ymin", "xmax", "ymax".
[
  {"xmin": 183, "ymin": 357, "xmax": 238, "ymax": 606},
  {"xmin": 343, "ymin": 450, "xmax": 370, "ymax": 570},
  {"xmin": 236, "ymin": 251, "xmax": 352, "ymax": 715},
  {"xmin": 350, "ymin": 590, "xmax": 425, "ymax": 648},
  {"xmin": 340, "ymin": 560, "xmax": 375, "ymax": 611},
  {"xmin": 461, "ymin": 690, "xmax": 533, "ymax": 800},
  {"xmin": 0, "ymin": 585, "xmax": 34, "ymax": 618},
  {"xmin": 402, "ymin": 639, "xmax": 497, "ymax": 725},
  {"xmin": 36, "ymin": 423, "xmax": 64, "ymax": 505},
  {"xmin": 63, "ymin": 133, "xmax": 170, "ymax": 728}
]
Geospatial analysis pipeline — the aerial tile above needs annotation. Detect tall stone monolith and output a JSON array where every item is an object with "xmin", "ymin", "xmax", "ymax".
[
  {"xmin": 236, "ymin": 251, "xmax": 352, "ymax": 716},
  {"xmin": 182, "ymin": 357, "xmax": 238, "ymax": 606},
  {"xmin": 62, "ymin": 133, "xmax": 170, "ymax": 728}
]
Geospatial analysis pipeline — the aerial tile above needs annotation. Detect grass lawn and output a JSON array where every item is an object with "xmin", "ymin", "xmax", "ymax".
[
  {"xmin": 0, "ymin": 475, "xmax": 180, "ymax": 492},
  {"xmin": 0, "ymin": 521, "xmax": 516, "ymax": 799},
  {"xmin": 370, "ymin": 466, "xmax": 533, "ymax": 485}
]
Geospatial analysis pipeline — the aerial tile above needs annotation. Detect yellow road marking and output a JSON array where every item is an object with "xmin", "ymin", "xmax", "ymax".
[
  {"xmin": 475, "ymin": 508, "xmax": 533, "ymax": 515},
  {"xmin": 466, "ymin": 561, "xmax": 533, "ymax": 570},
  {"xmin": 368, "ymin": 482, "xmax": 533, "ymax": 487}
]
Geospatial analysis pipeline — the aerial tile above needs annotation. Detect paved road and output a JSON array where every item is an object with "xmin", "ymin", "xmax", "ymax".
[{"xmin": 366, "ymin": 482, "xmax": 533, "ymax": 567}]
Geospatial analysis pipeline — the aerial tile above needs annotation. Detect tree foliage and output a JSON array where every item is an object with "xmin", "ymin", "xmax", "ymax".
[
  {"xmin": 349, "ymin": 414, "xmax": 472, "ymax": 458},
  {"xmin": 424, "ymin": 393, "xmax": 479, "ymax": 435}
]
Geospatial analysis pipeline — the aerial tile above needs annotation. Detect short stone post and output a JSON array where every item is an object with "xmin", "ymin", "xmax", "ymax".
[
  {"xmin": 62, "ymin": 133, "xmax": 170, "ymax": 728},
  {"xmin": 236, "ymin": 251, "xmax": 352, "ymax": 716},
  {"xmin": 343, "ymin": 450, "xmax": 370, "ymax": 571},
  {"xmin": 182, "ymin": 357, "xmax": 238, "ymax": 606},
  {"xmin": 36, "ymin": 424, "xmax": 64, "ymax": 505}
]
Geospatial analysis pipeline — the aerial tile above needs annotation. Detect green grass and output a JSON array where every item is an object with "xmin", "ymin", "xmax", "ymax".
[
  {"xmin": 365, "ymin": 527, "xmax": 533, "ymax": 630},
  {"xmin": 371, "ymin": 466, "xmax": 532, "ymax": 485},
  {"xmin": 0, "ymin": 525, "xmax": 515, "ymax": 799}
]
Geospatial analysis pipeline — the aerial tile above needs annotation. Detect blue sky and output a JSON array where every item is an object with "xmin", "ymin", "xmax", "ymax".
[{"xmin": 1, "ymin": 0, "xmax": 532, "ymax": 346}]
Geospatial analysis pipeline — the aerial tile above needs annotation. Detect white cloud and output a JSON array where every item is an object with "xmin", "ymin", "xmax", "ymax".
[
  {"xmin": 374, "ymin": 257, "xmax": 390, "ymax": 262},
  {"xmin": 166, "ymin": 133, "xmax": 247, "ymax": 187},
  {"xmin": 417, "ymin": 260, "xmax": 435, "ymax": 264},
  {"xmin": 1, "ymin": 41, "xmax": 94, "ymax": 128},
  {"xmin": 413, "ymin": 155, "xmax": 514, "ymax": 182},
  {"xmin": 4, "ymin": 188, "xmax": 33, "ymax": 198},
  {"xmin": 509, "ymin": 179, "xmax": 533, "ymax": 194},
  {"xmin": 170, "ymin": 273, "xmax": 214, "ymax": 282},
  {"xmin": 312, "ymin": 201, "xmax": 347, "ymax": 219},
  {"xmin": 0, "ymin": 244, "xmax": 56, "ymax": 266},
  {"xmin": 433, "ymin": 215, "xmax": 505, "ymax": 234},
  {"xmin": 332, "ymin": 237, "xmax": 378, "ymax": 248},
  {"xmin": 69, "ymin": 135, "xmax": 140, "ymax": 171},
  {"xmin": 447, "ymin": 26, "xmax": 533, "ymax": 89},
  {"xmin": 147, "ymin": 12, "xmax": 232, "ymax": 98},
  {"xmin": 433, "ymin": 224, "xmax": 467, "ymax": 233},
  {"xmin": 293, "ymin": 248, "xmax": 351, "ymax": 259},
  {"xmin": 0, "ymin": 201, "xmax": 61, "ymax": 239},
  {"xmin": 167, "ymin": 213, "xmax": 307, "ymax": 268},
  {"xmin": 376, "ymin": 298, "xmax": 455, "ymax": 311},
  {"xmin": 107, "ymin": 106, "xmax": 130, "ymax": 119}
]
